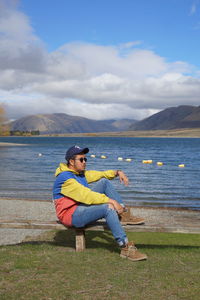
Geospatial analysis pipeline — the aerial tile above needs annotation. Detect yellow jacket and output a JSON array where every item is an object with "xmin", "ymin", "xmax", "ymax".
[{"xmin": 53, "ymin": 163, "xmax": 116, "ymax": 204}]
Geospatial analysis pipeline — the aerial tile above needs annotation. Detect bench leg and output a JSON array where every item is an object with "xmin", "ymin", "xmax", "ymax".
[{"xmin": 75, "ymin": 229, "xmax": 85, "ymax": 252}]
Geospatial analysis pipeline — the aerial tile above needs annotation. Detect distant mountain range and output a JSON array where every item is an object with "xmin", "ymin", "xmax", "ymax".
[
  {"xmin": 130, "ymin": 105, "xmax": 200, "ymax": 131},
  {"xmin": 10, "ymin": 105, "xmax": 200, "ymax": 134},
  {"xmin": 10, "ymin": 113, "xmax": 135, "ymax": 134}
]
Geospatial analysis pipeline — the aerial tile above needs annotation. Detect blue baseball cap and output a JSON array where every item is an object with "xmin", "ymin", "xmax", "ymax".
[{"xmin": 65, "ymin": 145, "xmax": 89, "ymax": 161}]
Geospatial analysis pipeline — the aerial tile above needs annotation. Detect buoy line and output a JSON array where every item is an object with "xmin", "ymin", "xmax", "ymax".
[{"xmin": 90, "ymin": 154, "xmax": 185, "ymax": 167}]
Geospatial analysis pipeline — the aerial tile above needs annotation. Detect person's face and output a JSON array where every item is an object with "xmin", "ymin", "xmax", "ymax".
[{"xmin": 69, "ymin": 153, "xmax": 87, "ymax": 173}]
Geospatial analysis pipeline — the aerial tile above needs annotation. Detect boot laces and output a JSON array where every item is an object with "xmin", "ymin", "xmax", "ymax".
[{"xmin": 128, "ymin": 244, "xmax": 137, "ymax": 251}]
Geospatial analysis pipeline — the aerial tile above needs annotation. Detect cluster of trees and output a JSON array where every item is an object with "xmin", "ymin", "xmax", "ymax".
[
  {"xmin": 10, "ymin": 130, "xmax": 40, "ymax": 136},
  {"xmin": 0, "ymin": 105, "xmax": 40, "ymax": 136}
]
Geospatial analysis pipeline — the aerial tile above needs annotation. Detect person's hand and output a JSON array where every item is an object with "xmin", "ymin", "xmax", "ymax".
[
  {"xmin": 108, "ymin": 199, "xmax": 124, "ymax": 214},
  {"xmin": 116, "ymin": 170, "xmax": 129, "ymax": 186}
]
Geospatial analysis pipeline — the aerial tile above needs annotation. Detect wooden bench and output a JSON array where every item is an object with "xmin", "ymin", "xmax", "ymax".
[
  {"xmin": 70, "ymin": 222, "xmax": 108, "ymax": 252},
  {"xmin": 0, "ymin": 219, "xmax": 145, "ymax": 252},
  {"xmin": 1, "ymin": 218, "xmax": 199, "ymax": 251},
  {"xmin": 55, "ymin": 220, "xmax": 110, "ymax": 252}
]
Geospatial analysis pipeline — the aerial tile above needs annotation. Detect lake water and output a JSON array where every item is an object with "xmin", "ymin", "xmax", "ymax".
[{"xmin": 0, "ymin": 136, "xmax": 199, "ymax": 210}]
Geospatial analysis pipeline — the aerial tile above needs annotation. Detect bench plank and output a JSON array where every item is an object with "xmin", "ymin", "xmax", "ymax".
[
  {"xmin": 1, "ymin": 219, "xmax": 200, "ymax": 252},
  {"xmin": 0, "ymin": 220, "xmax": 199, "ymax": 234}
]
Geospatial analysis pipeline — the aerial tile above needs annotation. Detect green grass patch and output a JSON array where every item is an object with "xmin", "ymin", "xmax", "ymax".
[{"xmin": 0, "ymin": 230, "xmax": 199, "ymax": 300}]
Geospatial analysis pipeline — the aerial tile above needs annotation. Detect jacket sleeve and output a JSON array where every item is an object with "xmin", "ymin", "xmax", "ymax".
[
  {"xmin": 61, "ymin": 178, "xmax": 109, "ymax": 205},
  {"xmin": 84, "ymin": 170, "xmax": 116, "ymax": 183}
]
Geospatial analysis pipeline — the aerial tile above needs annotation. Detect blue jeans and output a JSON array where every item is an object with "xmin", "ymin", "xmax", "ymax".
[{"xmin": 72, "ymin": 179, "xmax": 128, "ymax": 246}]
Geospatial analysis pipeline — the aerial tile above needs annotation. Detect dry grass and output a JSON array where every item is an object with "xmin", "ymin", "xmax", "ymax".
[{"xmin": 44, "ymin": 128, "xmax": 200, "ymax": 138}]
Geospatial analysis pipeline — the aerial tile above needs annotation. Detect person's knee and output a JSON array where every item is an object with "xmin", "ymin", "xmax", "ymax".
[
  {"xmin": 100, "ymin": 178, "xmax": 114, "ymax": 190},
  {"xmin": 99, "ymin": 178, "xmax": 109, "ymax": 185},
  {"xmin": 106, "ymin": 204, "xmax": 119, "ymax": 220}
]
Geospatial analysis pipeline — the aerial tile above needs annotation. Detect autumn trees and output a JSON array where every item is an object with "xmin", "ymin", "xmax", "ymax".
[{"xmin": 0, "ymin": 105, "xmax": 9, "ymax": 136}]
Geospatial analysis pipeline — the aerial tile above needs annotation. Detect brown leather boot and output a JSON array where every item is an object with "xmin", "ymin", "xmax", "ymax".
[
  {"xmin": 119, "ymin": 207, "xmax": 145, "ymax": 225},
  {"xmin": 120, "ymin": 242, "xmax": 147, "ymax": 261}
]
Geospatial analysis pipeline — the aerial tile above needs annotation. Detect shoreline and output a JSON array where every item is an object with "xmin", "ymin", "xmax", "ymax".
[
  {"xmin": 0, "ymin": 196, "xmax": 199, "ymax": 211},
  {"xmin": 0, "ymin": 142, "xmax": 28, "ymax": 146},
  {"xmin": 0, "ymin": 197, "xmax": 199, "ymax": 212},
  {"xmin": 0, "ymin": 128, "xmax": 200, "ymax": 139}
]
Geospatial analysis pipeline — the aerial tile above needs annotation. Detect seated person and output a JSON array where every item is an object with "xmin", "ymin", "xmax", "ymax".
[{"xmin": 53, "ymin": 145, "xmax": 147, "ymax": 262}]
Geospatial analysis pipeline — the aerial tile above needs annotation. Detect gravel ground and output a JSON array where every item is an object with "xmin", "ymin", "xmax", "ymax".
[
  {"xmin": 0, "ymin": 199, "xmax": 200, "ymax": 246},
  {"xmin": 0, "ymin": 199, "xmax": 56, "ymax": 245}
]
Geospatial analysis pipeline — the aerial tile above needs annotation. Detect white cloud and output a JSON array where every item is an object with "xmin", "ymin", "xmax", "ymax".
[
  {"xmin": 0, "ymin": 0, "xmax": 46, "ymax": 76},
  {"xmin": 189, "ymin": 1, "xmax": 199, "ymax": 15},
  {"xmin": 3, "ymin": 93, "xmax": 158, "ymax": 121},
  {"xmin": 0, "ymin": 0, "xmax": 200, "ymax": 122},
  {"xmin": 190, "ymin": 4, "xmax": 196, "ymax": 15}
]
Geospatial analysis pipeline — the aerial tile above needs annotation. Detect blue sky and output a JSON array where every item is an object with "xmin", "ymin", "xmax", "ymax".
[
  {"xmin": 20, "ymin": 0, "xmax": 200, "ymax": 66},
  {"xmin": 1, "ymin": 0, "xmax": 200, "ymax": 120}
]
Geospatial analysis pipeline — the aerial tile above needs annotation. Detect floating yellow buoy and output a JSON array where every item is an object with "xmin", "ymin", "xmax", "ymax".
[
  {"xmin": 157, "ymin": 162, "xmax": 163, "ymax": 166},
  {"xmin": 118, "ymin": 157, "xmax": 123, "ymax": 161},
  {"xmin": 90, "ymin": 154, "xmax": 96, "ymax": 158},
  {"xmin": 178, "ymin": 164, "xmax": 185, "ymax": 168},
  {"xmin": 101, "ymin": 155, "xmax": 107, "ymax": 159},
  {"xmin": 142, "ymin": 160, "xmax": 152, "ymax": 164},
  {"xmin": 125, "ymin": 158, "xmax": 132, "ymax": 162}
]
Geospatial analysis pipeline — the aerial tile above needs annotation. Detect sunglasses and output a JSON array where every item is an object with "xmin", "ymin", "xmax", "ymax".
[{"xmin": 74, "ymin": 157, "xmax": 87, "ymax": 163}]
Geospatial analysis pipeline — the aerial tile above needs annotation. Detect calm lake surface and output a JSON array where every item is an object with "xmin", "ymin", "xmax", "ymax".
[{"xmin": 0, "ymin": 136, "xmax": 199, "ymax": 210}]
